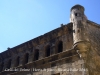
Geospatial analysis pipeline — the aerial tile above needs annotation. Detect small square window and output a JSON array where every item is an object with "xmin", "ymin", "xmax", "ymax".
[
  {"xmin": 75, "ymin": 13, "xmax": 80, "ymax": 17},
  {"xmin": 75, "ymin": 13, "xmax": 77, "ymax": 16}
]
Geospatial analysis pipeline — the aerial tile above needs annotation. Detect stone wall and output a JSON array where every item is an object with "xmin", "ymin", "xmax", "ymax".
[
  {"xmin": 85, "ymin": 20, "xmax": 100, "ymax": 75},
  {"xmin": 0, "ymin": 23, "xmax": 75, "ymax": 75}
]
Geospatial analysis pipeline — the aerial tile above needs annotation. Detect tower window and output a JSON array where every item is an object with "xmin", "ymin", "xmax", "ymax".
[
  {"xmin": 75, "ymin": 13, "xmax": 78, "ymax": 16},
  {"xmin": 33, "ymin": 49, "xmax": 39, "ymax": 61},
  {"xmin": 75, "ymin": 13, "xmax": 80, "ymax": 17},
  {"xmin": 24, "ymin": 53, "xmax": 29, "ymax": 64},
  {"xmin": 77, "ymin": 29, "xmax": 80, "ymax": 33},
  {"xmin": 45, "ymin": 45, "xmax": 50, "ymax": 57}
]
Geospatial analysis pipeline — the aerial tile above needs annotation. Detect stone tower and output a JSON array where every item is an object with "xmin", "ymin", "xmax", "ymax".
[
  {"xmin": 70, "ymin": 4, "xmax": 91, "ymax": 75},
  {"xmin": 70, "ymin": 5, "xmax": 90, "ymax": 59},
  {"xmin": 70, "ymin": 5, "xmax": 100, "ymax": 75}
]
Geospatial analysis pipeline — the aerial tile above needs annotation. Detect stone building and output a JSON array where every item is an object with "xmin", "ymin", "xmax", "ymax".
[{"xmin": 0, "ymin": 4, "xmax": 100, "ymax": 75}]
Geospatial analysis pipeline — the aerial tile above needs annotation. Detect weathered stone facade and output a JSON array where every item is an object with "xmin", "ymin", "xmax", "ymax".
[{"xmin": 0, "ymin": 4, "xmax": 100, "ymax": 75}]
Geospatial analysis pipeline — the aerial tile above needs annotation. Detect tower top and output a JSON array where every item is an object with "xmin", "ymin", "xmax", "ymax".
[
  {"xmin": 70, "ymin": 4, "xmax": 87, "ymax": 22},
  {"xmin": 71, "ymin": 4, "xmax": 85, "ymax": 12}
]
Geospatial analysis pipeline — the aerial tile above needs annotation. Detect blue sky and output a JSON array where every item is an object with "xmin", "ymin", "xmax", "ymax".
[{"xmin": 0, "ymin": 0, "xmax": 100, "ymax": 53}]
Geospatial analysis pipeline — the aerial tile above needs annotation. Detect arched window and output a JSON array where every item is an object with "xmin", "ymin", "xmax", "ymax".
[
  {"xmin": 45, "ymin": 45, "xmax": 50, "ymax": 57},
  {"xmin": 16, "ymin": 56, "xmax": 20, "ymax": 67},
  {"xmin": 24, "ymin": 53, "xmax": 29, "ymax": 64},
  {"xmin": 7, "ymin": 59, "xmax": 11, "ymax": 69},
  {"xmin": 33, "ymin": 49, "xmax": 39, "ymax": 61},
  {"xmin": 57, "ymin": 41, "xmax": 63, "ymax": 53}
]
